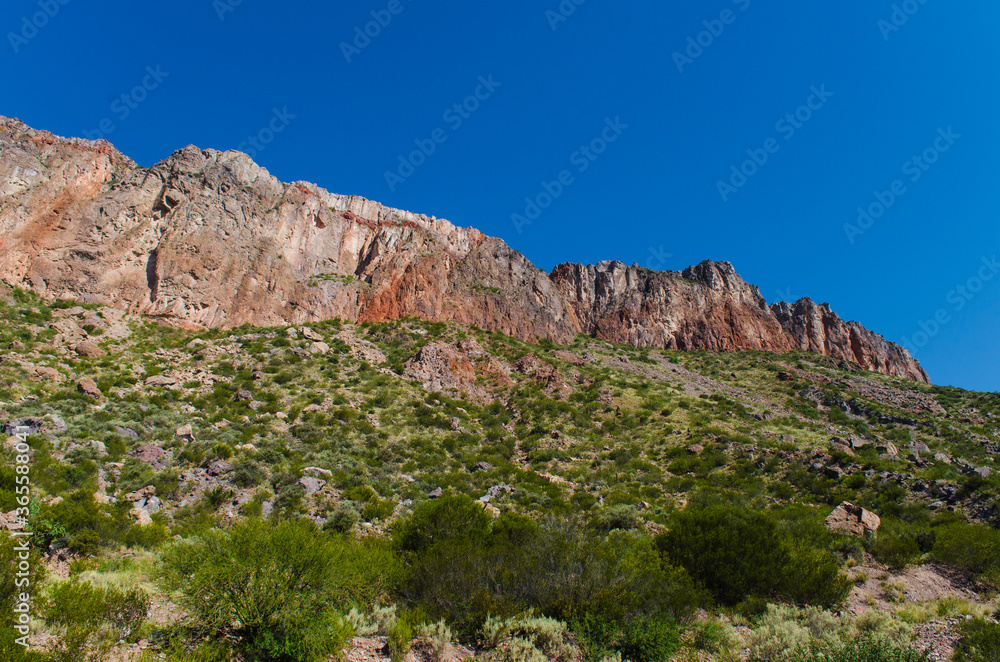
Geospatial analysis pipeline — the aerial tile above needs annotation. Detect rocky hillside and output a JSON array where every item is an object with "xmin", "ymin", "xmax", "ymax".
[
  {"xmin": 0, "ymin": 116, "xmax": 927, "ymax": 383},
  {"xmin": 0, "ymin": 285, "xmax": 997, "ymax": 661}
]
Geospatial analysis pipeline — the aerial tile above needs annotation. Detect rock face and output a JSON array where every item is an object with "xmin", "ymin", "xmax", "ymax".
[
  {"xmin": 772, "ymin": 298, "xmax": 928, "ymax": 383},
  {"xmin": 826, "ymin": 502, "xmax": 881, "ymax": 536},
  {"xmin": 0, "ymin": 116, "xmax": 929, "ymax": 383},
  {"xmin": 550, "ymin": 260, "xmax": 793, "ymax": 353}
]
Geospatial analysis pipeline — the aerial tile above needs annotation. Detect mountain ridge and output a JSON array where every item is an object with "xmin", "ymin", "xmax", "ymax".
[{"xmin": 0, "ymin": 115, "xmax": 929, "ymax": 383}]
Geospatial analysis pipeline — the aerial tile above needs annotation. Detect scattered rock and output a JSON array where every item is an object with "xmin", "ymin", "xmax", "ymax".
[
  {"xmin": 303, "ymin": 466, "xmax": 333, "ymax": 478},
  {"xmin": 309, "ymin": 341, "xmax": 330, "ymax": 355},
  {"xmin": 301, "ymin": 327, "xmax": 323, "ymax": 341},
  {"xmin": 145, "ymin": 375, "xmax": 179, "ymax": 387},
  {"xmin": 826, "ymin": 502, "xmax": 881, "ymax": 536},
  {"xmin": 428, "ymin": 487, "xmax": 443, "ymax": 499},
  {"xmin": 76, "ymin": 378, "xmax": 102, "ymax": 399},
  {"xmin": 74, "ymin": 341, "xmax": 106, "ymax": 358},
  {"xmin": 175, "ymin": 424, "xmax": 194, "ymax": 441},
  {"xmin": 208, "ymin": 460, "xmax": 234, "ymax": 476},
  {"xmin": 114, "ymin": 425, "xmax": 138, "ymax": 439},
  {"xmin": 128, "ymin": 444, "xmax": 170, "ymax": 470},
  {"xmin": 472, "ymin": 461, "xmax": 493, "ymax": 473},
  {"xmin": 299, "ymin": 476, "xmax": 326, "ymax": 495}
]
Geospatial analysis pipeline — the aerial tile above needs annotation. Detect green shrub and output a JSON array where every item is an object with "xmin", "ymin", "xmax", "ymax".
[
  {"xmin": 933, "ymin": 523, "xmax": 1000, "ymax": 575},
  {"xmin": 955, "ymin": 618, "xmax": 1000, "ymax": 662},
  {"xmin": 399, "ymin": 507, "xmax": 700, "ymax": 637},
  {"xmin": 43, "ymin": 580, "xmax": 150, "ymax": 642},
  {"xmin": 656, "ymin": 505, "xmax": 850, "ymax": 608},
  {"xmin": 159, "ymin": 519, "xmax": 400, "ymax": 661},
  {"xmin": 787, "ymin": 638, "xmax": 929, "ymax": 662}
]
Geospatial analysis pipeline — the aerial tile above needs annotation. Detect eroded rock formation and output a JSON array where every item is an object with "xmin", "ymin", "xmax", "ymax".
[{"xmin": 0, "ymin": 116, "xmax": 929, "ymax": 383}]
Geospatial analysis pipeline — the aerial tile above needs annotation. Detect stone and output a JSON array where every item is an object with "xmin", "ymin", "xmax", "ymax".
[
  {"xmin": 235, "ymin": 389, "xmax": 253, "ymax": 402},
  {"xmin": 428, "ymin": 487, "xmax": 443, "ymax": 498},
  {"xmin": 77, "ymin": 378, "xmax": 102, "ymax": 399},
  {"xmin": 472, "ymin": 461, "xmax": 493, "ymax": 473},
  {"xmin": 90, "ymin": 440, "xmax": 107, "ymax": 456},
  {"xmin": 128, "ymin": 444, "xmax": 169, "ymax": 470},
  {"xmin": 831, "ymin": 443, "xmax": 855, "ymax": 458},
  {"xmin": 114, "ymin": 425, "xmax": 138, "ymax": 439},
  {"xmin": 208, "ymin": 460, "xmax": 234, "ymax": 476},
  {"xmin": 824, "ymin": 465, "xmax": 845, "ymax": 480},
  {"xmin": 145, "ymin": 375, "xmax": 178, "ymax": 387},
  {"xmin": 303, "ymin": 466, "xmax": 333, "ymax": 478},
  {"xmin": 301, "ymin": 327, "xmax": 323, "ymax": 341},
  {"xmin": 934, "ymin": 452, "xmax": 952, "ymax": 464},
  {"xmin": 687, "ymin": 444, "xmax": 705, "ymax": 454},
  {"xmin": 826, "ymin": 502, "xmax": 881, "ymax": 536},
  {"xmin": 974, "ymin": 467, "xmax": 992, "ymax": 479},
  {"xmin": 175, "ymin": 424, "xmax": 194, "ymax": 441},
  {"xmin": 131, "ymin": 508, "xmax": 153, "ymax": 526},
  {"xmin": 299, "ymin": 476, "xmax": 326, "ymax": 495},
  {"xmin": 2, "ymin": 417, "xmax": 44, "ymax": 436},
  {"xmin": 74, "ymin": 341, "xmax": 106, "ymax": 358},
  {"xmin": 308, "ymin": 342, "xmax": 330, "ymax": 355}
]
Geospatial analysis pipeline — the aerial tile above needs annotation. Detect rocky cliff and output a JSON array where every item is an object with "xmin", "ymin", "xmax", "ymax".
[
  {"xmin": 771, "ymin": 298, "xmax": 929, "ymax": 383},
  {"xmin": 0, "ymin": 116, "xmax": 929, "ymax": 383}
]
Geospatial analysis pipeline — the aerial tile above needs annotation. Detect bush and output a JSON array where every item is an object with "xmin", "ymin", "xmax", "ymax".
[
  {"xmin": 481, "ymin": 613, "xmax": 577, "ymax": 662},
  {"xmin": 43, "ymin": 580, "xmax": 150, "ymax": 642},
  {"xmin": 656, "ymin": 505, "xmax": 850, "ymax": 608},
  {"xmin": 933, "ymin": 523, "xmax": 1000, "ymax": 575},
  {"xmin": 955, "ymin": 618, "xmax": 1000, "ymax": 662},
  {"xmin": 787, "ymin": 638, "xmax": 929, "ymax": 662},
  {"xmin": 399, "ymin": 506, "xmax": 700, "ymax": 641},
  {"xmin": 159, "ymin": 519, "xmax": 400, "ymax": 661}
]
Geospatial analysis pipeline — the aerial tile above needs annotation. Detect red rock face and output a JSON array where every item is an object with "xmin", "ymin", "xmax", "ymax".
[
  {"xmin": 771, "ymin": 299, "xmax": 928, "ymax": 384},
  {"xmin": 0, "ymin": 116, "xmax": 930, "ymax": 383}
]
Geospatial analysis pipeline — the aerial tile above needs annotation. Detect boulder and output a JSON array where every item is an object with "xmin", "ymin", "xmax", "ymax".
[
  {"xmin": 301, "ymin": 327, "xmax": 323, "ymax": 341},
  {"xmin": 145, "ymin": 375, "xmax": 178, "ymax": 387},
  {"xmin": 825, "ymin": 502, "xmax": 880, "ymax": 536},
  {"xmin": 128, "ymin": 444, "xmax": 169, "ymax": 470},
  {"xmin": 77, "ymin": 378, "xmax": 102, "ymax": 399},
  {"xmin": 303, "ymin": 466, "xmax": 333, "ymax": 478},
  {"xmin": 309, "ymin": 341, "xmax": 330, "ymax": 355},
  {"xmin": 428, "ymin": 487, "xmax": 443, "ymax": 499},
  {"xmin": 74, "ymin": 341, "xmax": 105, "ymax": 358},
  {"xmin": 299, "ymin": 476, "xmax": 326, "ymax": 495},
  {"xmin": 208, "ymin": 460, "xmax": 234, "ymax": 476},
  {"xmin": 175, "ymin": 424, "xmax": 194, "ymax": 441}
]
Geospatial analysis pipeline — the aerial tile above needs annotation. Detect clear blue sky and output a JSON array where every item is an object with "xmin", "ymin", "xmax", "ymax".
[{"xmin": 2, "ymin": 0, "xmax": 998, "ymax": 391}]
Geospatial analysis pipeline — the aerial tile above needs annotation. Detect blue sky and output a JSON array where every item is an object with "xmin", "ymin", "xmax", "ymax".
[{"xmin": 2, "ymin": 0, "xmax": 998, "ymax": 391}]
